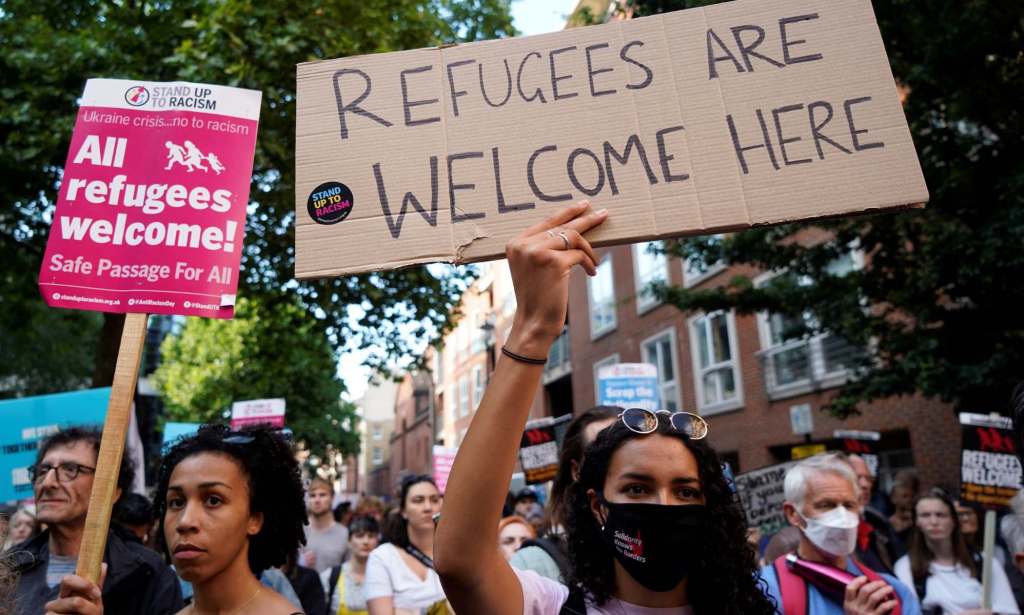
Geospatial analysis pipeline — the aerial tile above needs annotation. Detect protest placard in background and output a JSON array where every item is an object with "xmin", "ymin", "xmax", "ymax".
[
  {"xmin": 39, "ymin": 78, "xmax": 261, "ymax": 318},
  {"xmin": 597, "ymin": 363, "xmax": 660, "ymax": 410},
  {"xmin": 230, "ymin": 398, "xmax": 287, "ymax": 429},
  {"xmin": 519, "ymin": 416, "xmax": 572, "ymax": 484},
  {"xmin": 0, "ymin": 389, "xmax": 110, "ymax": 502},
  {"xmin": 295, "ymin": 0, "xmax": 927, "ymax": 277},
  {"xmin": 836, "ymin": 429, "xmax": 881, "ymax": 477},
  {"xmin": 433, "ymin": 446, "xmax": 458, "ymax": 493},
  {"xmin": 959, "ymin": 413, "xmax": 1021, "ymax": 510},
  {"xmin": 735, "ymin": 460, "xmax": 797, "ymax": 535}
]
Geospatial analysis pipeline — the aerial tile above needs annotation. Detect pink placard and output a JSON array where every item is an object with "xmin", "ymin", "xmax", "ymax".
[
  {"xmin": 230, "ymin": 415, "xmax": 286, "ymax": 429},
  {"xmin": 432, "ymin": 446, "xmax": 458, "ymax": 494},
  {"xmin": 38, "ymin": 79, "xmax": 262, "ymax": 318}
]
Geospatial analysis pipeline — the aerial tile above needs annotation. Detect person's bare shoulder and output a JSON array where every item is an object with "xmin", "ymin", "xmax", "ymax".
[{"xmin": 258, "ymin": 587, "xmax": 305, "ymax": 614}]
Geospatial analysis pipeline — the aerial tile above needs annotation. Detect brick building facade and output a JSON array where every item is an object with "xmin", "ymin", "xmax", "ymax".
[
  {"xmin": 388, "ymin": 371, "xmax": 435, "ymax": 492},
  {"xmin": 564, "ymin": 241, "xmax": 960, "ymax": 490}
]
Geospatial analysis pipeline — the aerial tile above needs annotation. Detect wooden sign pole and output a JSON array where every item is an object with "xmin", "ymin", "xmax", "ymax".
[{"xmin": 75, "ymin": 312, "xmax": 149, "ymax": 584}]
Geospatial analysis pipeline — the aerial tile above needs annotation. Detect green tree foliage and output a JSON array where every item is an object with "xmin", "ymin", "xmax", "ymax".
[
  {"xmin": 0, "ymin": 0, "xmax": 513, "ymax": 391},
  {"xmin": 624, "ymin": 0, "xmax": 1024, "ymax": 416},
  {"xmin": 153, "ymin": 295, "xmax": 360, "ymax": 459}
]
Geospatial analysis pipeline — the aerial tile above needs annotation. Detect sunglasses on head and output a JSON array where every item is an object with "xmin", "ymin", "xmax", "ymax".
[{"xmin": 617, "ymin": 407, "xmax": 709, "ymax": 440}]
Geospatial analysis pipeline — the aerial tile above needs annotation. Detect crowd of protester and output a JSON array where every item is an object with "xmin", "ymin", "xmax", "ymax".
[{"xmin": 2, "ymin": 203, "xmax": 1024, "ymax": 615}]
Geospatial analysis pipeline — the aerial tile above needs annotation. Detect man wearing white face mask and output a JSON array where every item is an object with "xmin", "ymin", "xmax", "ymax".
[{"xmin": 760, "ymin": 453, "xmax": 922, "ymax": 615}]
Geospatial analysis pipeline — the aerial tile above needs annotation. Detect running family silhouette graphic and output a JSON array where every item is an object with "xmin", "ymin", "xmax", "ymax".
[{"xmin": 164, "ymin": 140, "xmax": 226, "ymax": 175}]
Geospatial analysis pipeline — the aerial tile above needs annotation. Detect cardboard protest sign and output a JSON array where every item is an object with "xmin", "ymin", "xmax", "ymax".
[
  {"xmin": 294, "ymin": 0, "xmax": 927, "ymax": 277},
  {"xmin": 959, "ymin": 413, "xmax": 1022, "ymax": 510},
  {"xmin": 230, "ymin": 398, "xmax": 286, "ymax": 429},
  {"xmin": 735, "ymin": 460, "xmax": 797, "ymax": 534},
  {"xmin": 39, "ymin": 79, "xmax": 261, "ymax": 317},
  {"xmin": 597, "ymin": 363, "xmax": 660, "ymax": 410},
  {"xmin": 519, "ymin": 418, "xmax": 564, "ymax": 484},
  {"xmin": 0, "ymin": 388, "xmax": 110, "ymax": 502}
]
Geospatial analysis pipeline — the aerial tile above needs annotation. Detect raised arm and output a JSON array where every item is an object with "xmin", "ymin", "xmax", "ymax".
[{"xmin": 434, "ymin": 202, "xmax": 607, "ymax": 615}]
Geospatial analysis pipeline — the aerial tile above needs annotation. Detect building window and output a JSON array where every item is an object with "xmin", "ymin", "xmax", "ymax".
[
  {"xmin": 689, "ymin": 311, "xmax": 742, "ymax": 413},
  {"xmin": 472, "ymin": 365, "xmax": 485, "ymax": 407},
  {"xmin": 460, "ymin": 326, "xmax": 471, "ymax": 361},
  {"xmin": 471, "ymin": 313, "xmax": 487, "ymax": 355},
  {"xmin": 434, "ymin": 347, "xmax": 444, "ymax": 385},
  {"xmin": 502, "ymin": 290, "xmax": 517, "ymax": 318},
  {"xmin": 755, "ymin": 252, "xmax": 866, "ymax": 397},
  {"xmin": 641, "ymin": 329, "xmax": 681, "ymax": 412},
  {"xmin": 592, "ymin": 353, "xmax": 621, "ymax": 404},
  {"xmin": 588, "ymin": 256, "xmax": 616, "ymax": 339},
  {"xmin": 633, "ymin": 241, "xmax": 667, "ymax": 314},
  {"xmin": 372, "ymin": 425, "xmax": 382, "ymax": 441},
  {"xmin": 682, "ymin": 234, "xmax": 726, "ymax": 288},
  {"xmin": 372, "ymin": 446, "xmax": 382, "ymax": 465},
  {"xmin": 458, "ymin": 376, "xmax": 470, "ymax": 417}
]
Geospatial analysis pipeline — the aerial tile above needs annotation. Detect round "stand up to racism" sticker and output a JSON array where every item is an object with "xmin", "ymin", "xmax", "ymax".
[{"xmin": 307, "ymin": 181, "xmax": 354, "ymax": 225}]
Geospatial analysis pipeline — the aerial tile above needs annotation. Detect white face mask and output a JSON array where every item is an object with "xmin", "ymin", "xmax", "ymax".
[{"xmin": 799, "ymin": 506, "xmax": 860, "ymax": 557}]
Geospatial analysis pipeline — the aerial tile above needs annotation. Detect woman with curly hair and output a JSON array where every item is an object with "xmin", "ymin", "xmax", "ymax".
[
  {"xmin": 154, "ymin": 424, "xmax": 307, "ymax": 615},
  {"xmin": 434, "ymin": 202, "xmax": 776, "ymax": 615}
]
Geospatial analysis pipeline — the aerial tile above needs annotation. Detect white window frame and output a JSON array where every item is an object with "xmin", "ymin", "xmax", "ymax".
[
  {"xmin": 472, "ymin": 365, "xmax": 485, "ymax": 408},
  {"xmin": 372, "ymin": 425, "xmax": 382, "ymax": 441},
  {"xmin": 458, "ymin": 375, "xmax": 470, "ymax": 417},
  {"xmin": 372, "ymin": 446, "xmax": 383, "ymax": 465},
  {"xmin": 753, "ymin": 251, "xmax": 865, "ymax": 399},
  {"xmin": 592, "ymin": 354, "xmax": 621, "ymax": 404},
  {"xmin": 632, "ymin": 241, "xmax": 668, "ymax": 314},
  {"xmin": 682, "ymin": 234, "xmax": 727, "ymax": 288},
  {"xmin": 434, "ymin": 347, "xmax": 444, "ymax": 386},
  {"xmin": 640, "ymin": 327, "xmax": 683, "ymax": 412},
  {"xmin": 687, "ymin": 311, "xmax": 744, "ymax": 415},
  {"xmin": 588, "ymin": 256, "xmax": 617, "ymax": 340}
]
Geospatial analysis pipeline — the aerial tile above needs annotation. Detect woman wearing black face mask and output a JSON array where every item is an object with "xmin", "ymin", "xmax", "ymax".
[{"xmin": 434, "ymin": 202, "xmax": 775, "ymax": 615}]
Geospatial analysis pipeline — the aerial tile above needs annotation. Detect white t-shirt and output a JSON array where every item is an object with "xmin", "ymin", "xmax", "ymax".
[
  {"xmin": 364, "ymin": 543, "xmax": 446, "ymax": 612},
  {"xmin": 517, "ymin": 567, "xmax": 695, "ymax": 615},
  {"xmin": 894, "ymin": 554, "xmax": 1020, "ymax": 614}
]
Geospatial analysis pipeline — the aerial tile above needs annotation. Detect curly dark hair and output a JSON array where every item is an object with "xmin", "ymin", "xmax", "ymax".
[
  {"xmin": 565, "ymin": 415, "xmax": 775, "ymax": 613},
  {"xmin": 153, "ymin": 424, "xmax": 306, "ymax": 574}
]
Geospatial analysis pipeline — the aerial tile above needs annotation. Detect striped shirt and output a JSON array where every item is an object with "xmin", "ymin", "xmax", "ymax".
[{"xmin": 46, "ymin": 553, "xmax": 78, "ymax": 588}]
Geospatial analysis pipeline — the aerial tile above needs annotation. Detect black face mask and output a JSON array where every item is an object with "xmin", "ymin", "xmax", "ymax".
[{"xmin": 598, "ymin": 499, "xmax": 708, "ymax": 592}]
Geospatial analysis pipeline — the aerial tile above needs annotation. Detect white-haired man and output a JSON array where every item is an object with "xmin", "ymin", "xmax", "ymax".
[{"xmin": 760, "ymin": 453, "xmax": 921, "ymax": 615}]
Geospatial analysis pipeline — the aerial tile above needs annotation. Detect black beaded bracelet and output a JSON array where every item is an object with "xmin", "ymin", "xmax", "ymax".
[{"xmin": 501, "ymin": 346, "xmax": 547, "ymax": 365}]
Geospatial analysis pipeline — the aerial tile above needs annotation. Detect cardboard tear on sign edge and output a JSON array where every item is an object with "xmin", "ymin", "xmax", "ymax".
[{"xmin": 294, "ymin": 200, "xmax": 925, "ymax": 279}]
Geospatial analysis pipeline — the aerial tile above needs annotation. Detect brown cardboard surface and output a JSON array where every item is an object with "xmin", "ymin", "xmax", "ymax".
[{"xmin": 295, "ymin": 0, "xmax": 927, "ymax": 278}]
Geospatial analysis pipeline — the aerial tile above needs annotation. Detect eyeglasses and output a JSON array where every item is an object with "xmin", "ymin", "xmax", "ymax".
[
  {"xmin": 29, "ymin": 462, "xmax": 96, "ymax": 484},
  {"xmin": 617, "ymin": 408, "xmax": 709, "ymax": 440}
]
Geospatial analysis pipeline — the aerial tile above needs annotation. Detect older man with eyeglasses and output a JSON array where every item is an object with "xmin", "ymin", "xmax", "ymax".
[{"xmin": 9, "ymin": 426, "xmax": 183, "ymax": 614}]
